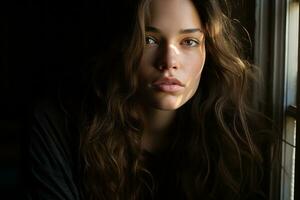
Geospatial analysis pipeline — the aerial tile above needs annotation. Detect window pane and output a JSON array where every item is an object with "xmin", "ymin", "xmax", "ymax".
[
  {"xmin": 286, "ymin": 0, "xmax": 299, "ymax": 107},
  {"xmin": 284, "ymin": 116, "xmax": 297, "ymax": 146},
  {"xmin": 281, "ymin": 0, "xmax": 299, "ymax": 200},
  {"xmin": 281, "ymin": 116, "xmax": 296, "ymax": 200}
]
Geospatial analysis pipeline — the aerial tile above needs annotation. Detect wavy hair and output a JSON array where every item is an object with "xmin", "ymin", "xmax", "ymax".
[{"xmin": 79, "ymin": 0, "xmax": 274, "ymax": 199}]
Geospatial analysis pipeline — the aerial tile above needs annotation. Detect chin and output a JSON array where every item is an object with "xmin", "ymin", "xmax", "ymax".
[
  {"xmin": 153, "ymin": 104, "xmax": 179, "ymax": 111},
  {"xmin": 150, "ymin": 98, "xmax": 185, "ymax": 111}
]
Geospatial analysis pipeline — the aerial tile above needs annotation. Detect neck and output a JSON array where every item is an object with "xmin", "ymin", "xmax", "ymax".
[{"xmin": 141, "ymin": 107, "xmax": 176, "ymax": 154}]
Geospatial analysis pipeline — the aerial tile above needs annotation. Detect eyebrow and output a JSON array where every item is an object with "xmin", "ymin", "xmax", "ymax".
[{"xmin": 145, "ymin": 26, "xmax": 204, "ymax": 34}]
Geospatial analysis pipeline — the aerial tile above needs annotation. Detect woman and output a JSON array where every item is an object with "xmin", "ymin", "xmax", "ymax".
[{"xmin": 23, "ymin": 0, "xmax": 275, "ymax": 199}]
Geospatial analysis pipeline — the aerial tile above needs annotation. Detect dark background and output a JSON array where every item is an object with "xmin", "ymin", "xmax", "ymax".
[{"xmin": 0, "ymin": 0, "xmax": 255, "ymax": 199}]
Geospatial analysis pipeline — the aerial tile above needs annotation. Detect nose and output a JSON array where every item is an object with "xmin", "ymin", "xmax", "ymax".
[{"xmin": 156, "ymin": 44, "xmax": 180, "ymax": 71}]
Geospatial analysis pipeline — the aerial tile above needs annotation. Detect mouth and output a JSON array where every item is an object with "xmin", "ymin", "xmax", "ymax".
[{"xmin": 152, "ymin": 77, "xmax": 185, "ymax": 93}]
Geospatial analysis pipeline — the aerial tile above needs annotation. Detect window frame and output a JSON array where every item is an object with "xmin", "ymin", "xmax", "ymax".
[
  {"xmin": 254, "ymin": 0, "xmax": 299, "ymax": 199},
  {"xmin": 295, "ymin": 3, "xmax": 300, "ymax": 199}
]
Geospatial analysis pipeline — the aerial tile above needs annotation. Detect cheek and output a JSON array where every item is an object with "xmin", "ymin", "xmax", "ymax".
[
  {"xmin": 138, "ymin": 50, "xmax": 157, "ymax": 79},
  {"xmin": 183, "ymin": 54, "xmax": 205, "ymax": 103},
  {"xmin": 185, "ymin": 49, "xmax": 206, "ymax": 80},
  {"xmin": 139, "ymin": 49, "xmax": 157, "ymax": 68}
]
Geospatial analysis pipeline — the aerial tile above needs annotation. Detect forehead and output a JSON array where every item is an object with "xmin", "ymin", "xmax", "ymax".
[{"xmin": 147, "ymin": 0, "xmax": 203, "ymax": 29}]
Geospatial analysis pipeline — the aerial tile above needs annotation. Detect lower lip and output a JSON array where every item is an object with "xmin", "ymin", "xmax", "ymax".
[{"xmin": 153, "ymin": 84, "xmax": 183, "ymax": 93}]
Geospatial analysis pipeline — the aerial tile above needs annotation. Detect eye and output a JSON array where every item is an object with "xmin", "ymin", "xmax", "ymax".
[
  {"xmin": 181, "ymin": 39, "xmax": 200, "ymax": 47},
  {"xmin": 145, "ymin": 36, "xmax": 158, "ymax": 46}
]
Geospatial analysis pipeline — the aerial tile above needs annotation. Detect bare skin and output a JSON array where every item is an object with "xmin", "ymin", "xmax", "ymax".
[{"xmin": 139, "ymin": 0, "xmax": 206, "ymax": 153}]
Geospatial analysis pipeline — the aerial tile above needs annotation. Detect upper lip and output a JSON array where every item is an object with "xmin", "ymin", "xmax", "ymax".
[{"xmin": 152, "ymin": 77, "xmax": 185, "ymax": 87}]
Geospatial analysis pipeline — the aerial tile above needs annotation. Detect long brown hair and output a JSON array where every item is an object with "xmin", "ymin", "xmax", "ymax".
[{"xmin": 79, "ymin": 0, "xmax": 274, "ymax": 199}]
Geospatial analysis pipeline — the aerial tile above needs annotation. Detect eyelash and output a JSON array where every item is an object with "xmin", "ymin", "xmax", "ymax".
[
  {"xmin": 145, "ymin": 36, "xmax": 200, "ymax": 47},
  {"xmin": 145, "ymin": 36, "xmax": 158, "ymax": 45},
  {"xmin": 181, "ymin": 39, "xmax": 200, "ymax": 47}
]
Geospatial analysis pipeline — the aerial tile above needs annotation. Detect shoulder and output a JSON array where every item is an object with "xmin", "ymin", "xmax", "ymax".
[
  {"xmin": 21, "ymin": 95, "xmax": 83, "ymax": 199},
  {"xmin": 32, "ymin": 98, "xmax": 65, "ymax": 134},
  {"xmin": 26, "ymin": 94, "xmax": 81, "ymax": 170},
  {"xmin": 31, "ymin": 96, "xmax": 75, "ymax": 145},
  {"xmin": 19, "ymin": 75, "xmax": 90, "ymax": 199}
]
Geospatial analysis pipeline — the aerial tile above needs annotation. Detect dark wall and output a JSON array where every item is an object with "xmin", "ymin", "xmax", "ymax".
[
  {"xmin": 0, "ymin": 0, "xmax": 256, "ymax": 199},
  {"xmin": 232, "ymin": 0, "xmax": 256, "ymax": 61},
  {"xmin": 1, "ymin": 1, "xmax": 106, "ymax": 199}
]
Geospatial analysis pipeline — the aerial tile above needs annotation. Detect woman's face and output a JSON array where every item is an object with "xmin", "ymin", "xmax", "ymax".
[{"xmin": 138, "ymin": 0, "xmax": 206, "ymax": 110}]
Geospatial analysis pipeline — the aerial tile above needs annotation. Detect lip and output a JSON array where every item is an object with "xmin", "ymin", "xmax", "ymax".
[{"xmin": 152, "ymin": 77, "xmax": 185, "ymax": 93}]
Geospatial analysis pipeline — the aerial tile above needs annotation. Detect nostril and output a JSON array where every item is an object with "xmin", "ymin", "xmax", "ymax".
[
  {"xmin": 158, "ymin": 65, "xmax": 164, "ymax": 71},
  {"xmin": 156, "ymin": 63, "xmax": 178, "ymax": 71},
  {"xmin": 154, "ymin": 44, "xmax": 180, "ymax": 71}
]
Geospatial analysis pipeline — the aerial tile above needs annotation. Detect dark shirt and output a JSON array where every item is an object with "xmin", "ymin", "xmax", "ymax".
[
  {"xmin": 21, "ymin": 96, "xmax": 187, "ymax": 200},
  {"xmin": 21, "ymin": 95, "xmax": 268, "ymax": 200},
  {"xmin": 22, "ymin": 97, "xmax": 84, "ymax": 200}
]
